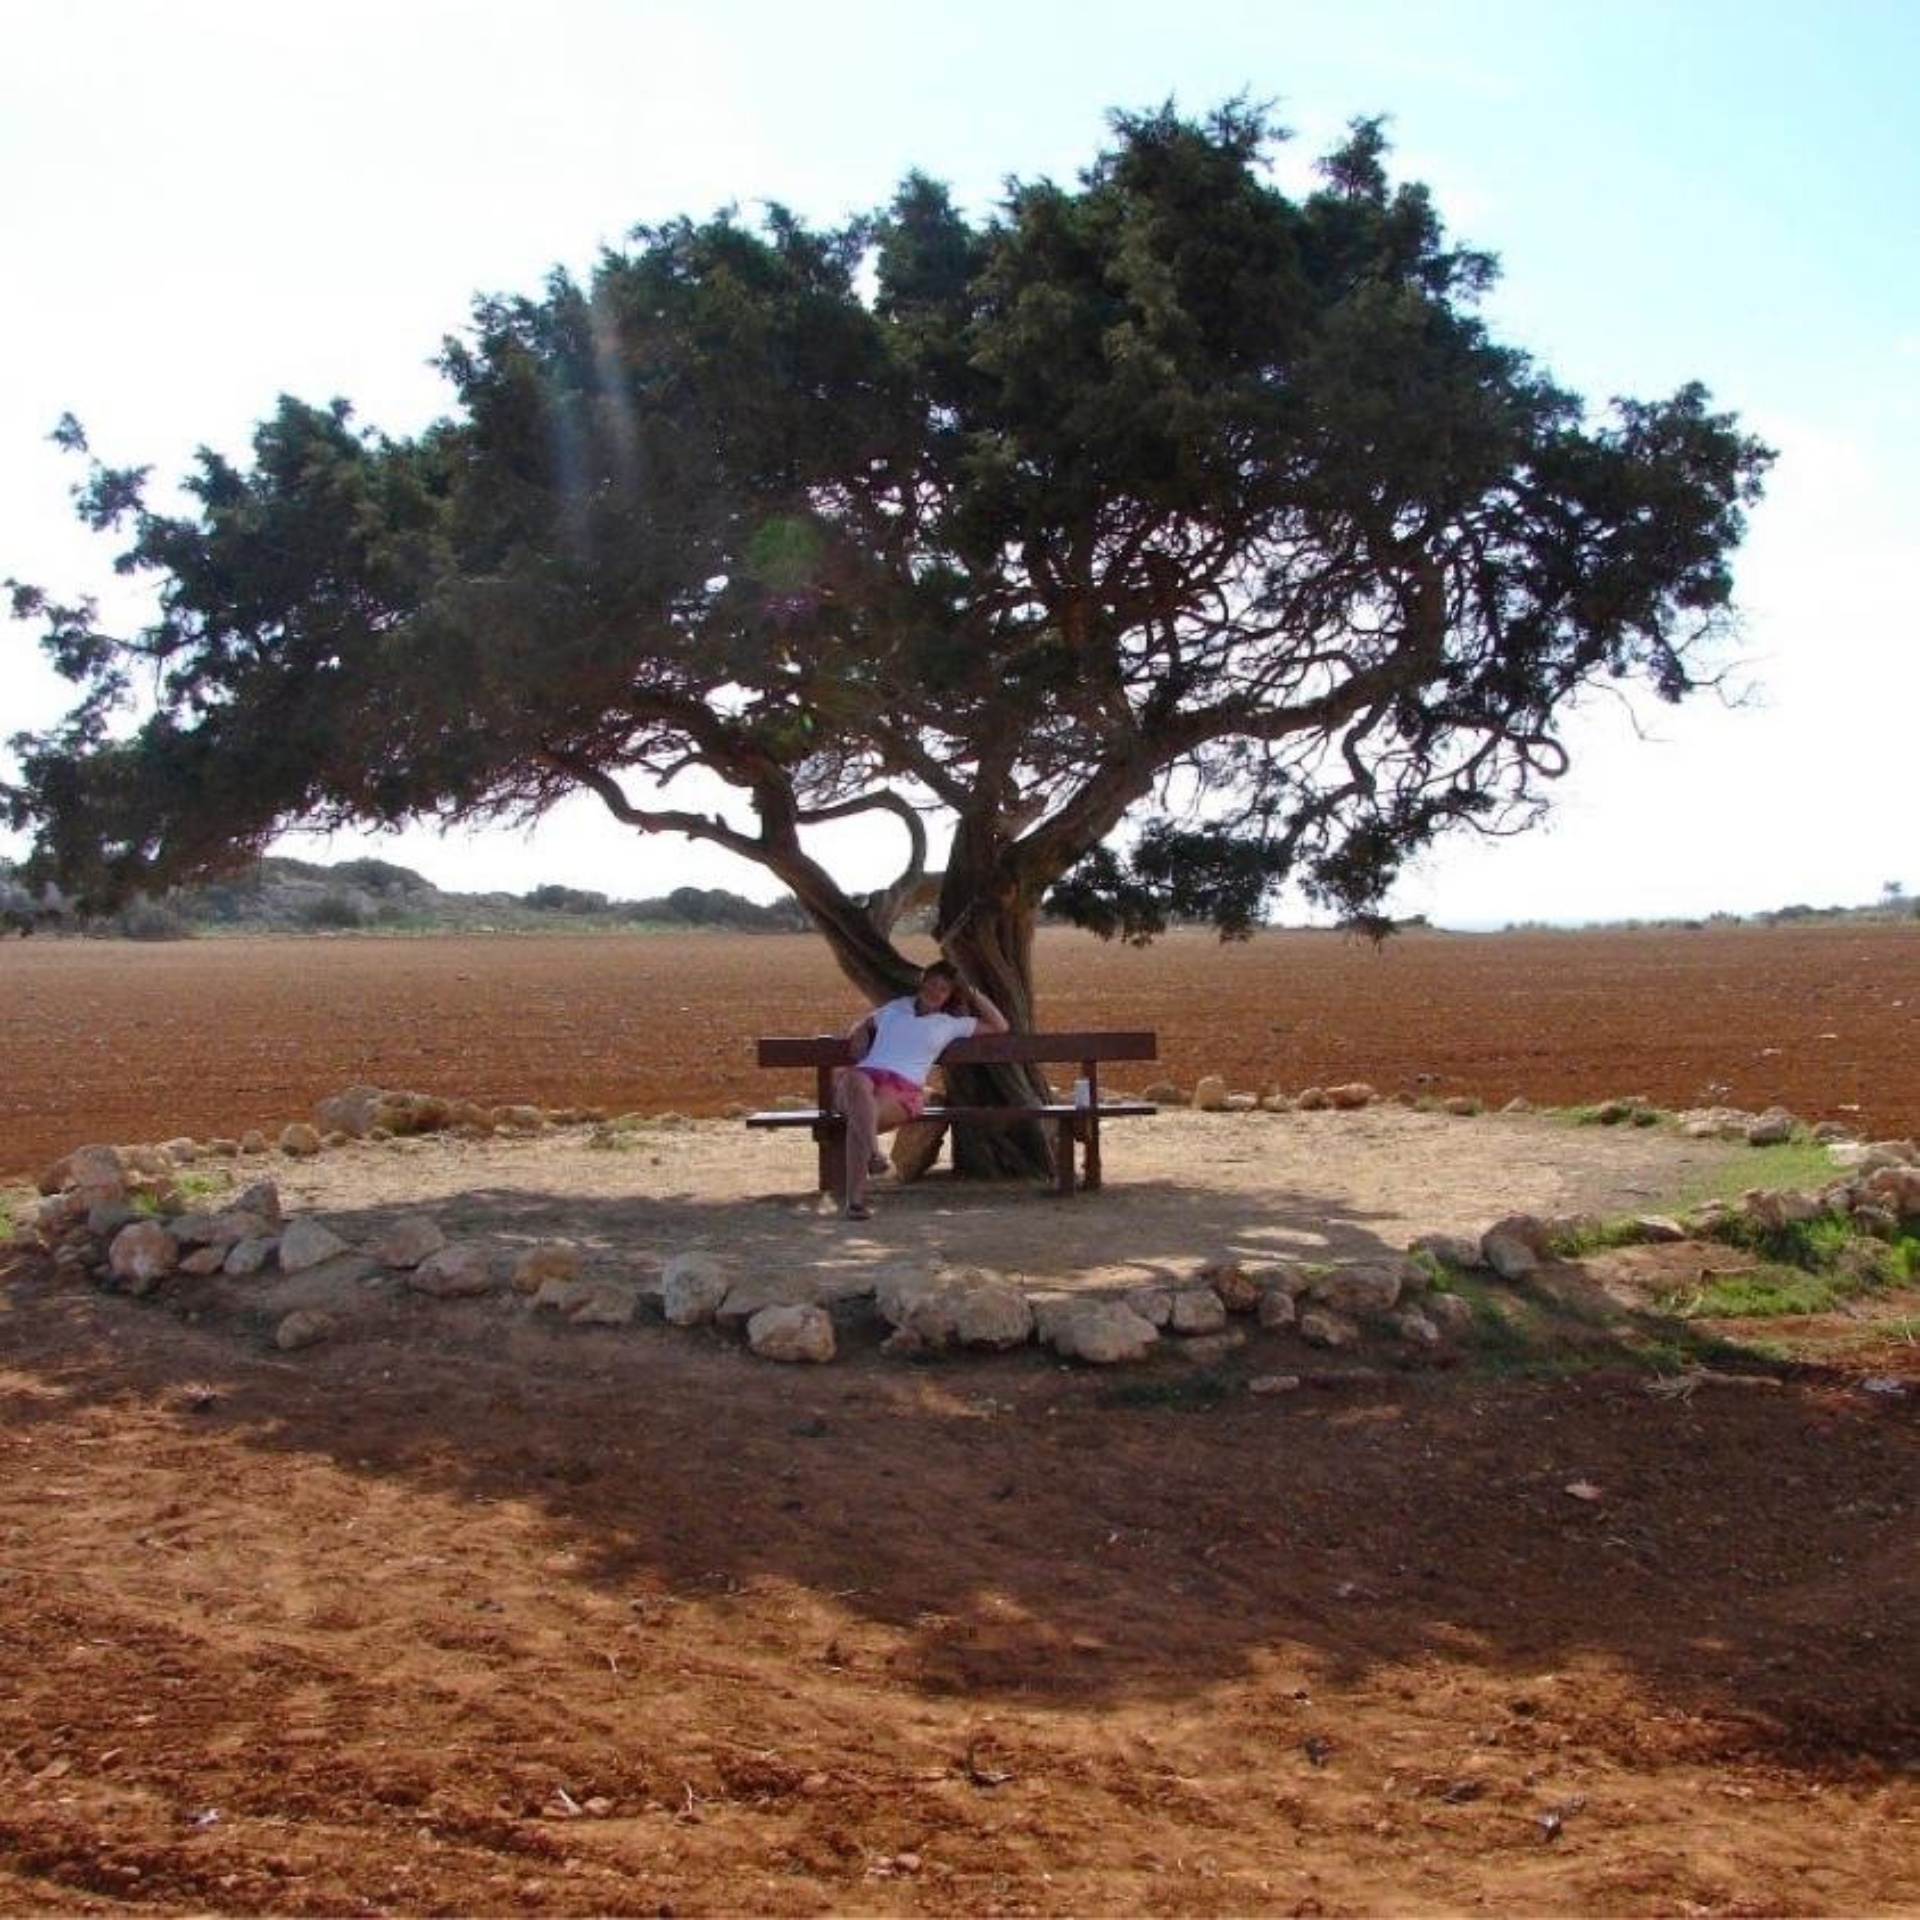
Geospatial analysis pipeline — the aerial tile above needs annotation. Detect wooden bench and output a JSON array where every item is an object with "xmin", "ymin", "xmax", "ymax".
[{"xmin": 747, "ymin": 1030, "xmax": 1159, "ymax": 1197}]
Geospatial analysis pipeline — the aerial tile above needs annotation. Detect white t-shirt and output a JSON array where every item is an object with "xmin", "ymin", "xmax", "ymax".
[{"xmin": 860, "ymin": 996, "xmax": 978, "ymax": 1088}]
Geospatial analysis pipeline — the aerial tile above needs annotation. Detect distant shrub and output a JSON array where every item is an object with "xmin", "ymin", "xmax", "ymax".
[
  {"xmin": 300, "ymin": 891, "xmax": 369, "ymax": 930},
  {"xmin": 114, "ymin": 899, "xmax": 193, "ymax": 941},
  {"xmin": 329, "ymin": 857, "xmax": 428, "ymax": 896},
  {"xmin": 525, "ymin": 884, "xmax": 612, "ymax": 915}
]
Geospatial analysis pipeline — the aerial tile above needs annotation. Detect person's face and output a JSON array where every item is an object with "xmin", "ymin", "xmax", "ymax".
[{"xmin": 916, "ymin": 972, "xmax": 954, "ymax": 1013}]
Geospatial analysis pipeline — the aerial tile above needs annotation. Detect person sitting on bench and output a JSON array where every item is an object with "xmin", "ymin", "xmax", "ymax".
[{"xmin": 834, "ymin": 960, "xmax": 1009, "ymax": 1220}]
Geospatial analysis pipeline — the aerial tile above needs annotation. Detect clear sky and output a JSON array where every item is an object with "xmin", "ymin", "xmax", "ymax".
[{"xmin": 3, "ymin": 0, "xmax": 1915, "ymax": 926}]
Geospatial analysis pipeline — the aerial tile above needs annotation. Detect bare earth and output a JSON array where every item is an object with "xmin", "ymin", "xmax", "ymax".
[
  {"xmin": 4, "ymin": 922, "xmax": 1919, "ymax": 1183},
  {"xmin": 2, "ymin": 927, "xmax": 1918, "ymax": 1913}
]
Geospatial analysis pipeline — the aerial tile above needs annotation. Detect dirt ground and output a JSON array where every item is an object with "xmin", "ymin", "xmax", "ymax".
[
  {"xmin": 4, "ymin": 926, "xmax": 1919, "ymax": 1913},
  {"xmin": 4, "ymin": 1097, "xmax": 1918, "ymax": 1915},
  {"xmin": 3, "ymin": 923, "xmax": 1918, "ymax": 1184}
]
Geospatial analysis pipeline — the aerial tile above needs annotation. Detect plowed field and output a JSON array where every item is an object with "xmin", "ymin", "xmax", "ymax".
[
  {"xmin": 3, "ymin": 922, "xmax": 1917, "ymax": 1915},
  {"xmin": 3, "ymin": 923, "xmax": 1916, "ymax": 1180}
]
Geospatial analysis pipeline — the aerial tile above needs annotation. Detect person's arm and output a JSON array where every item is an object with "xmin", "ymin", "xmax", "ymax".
[
  {"xmin": 845, "ymin": 1010, "xmax": 877, "ymax": 1060},
  {"xmin": 963, "ymin": 985, "xmax": 1010, "ymax": 1035}
]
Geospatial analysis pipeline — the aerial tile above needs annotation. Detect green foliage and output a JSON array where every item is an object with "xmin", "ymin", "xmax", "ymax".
[
  {"xmin": 1545, "ymin": 1216, "xmax": 1655, "ymax": 1258},
  {"xmin": 299, "ymin": 891, "xmax": 370, "ymax": 930},
  {"xmin": 1554, "ymin": 1098, "xmax": 1669, "ymax": 1128},
  {"xmin": 7, "ymin": 105, "xmax": 1771, "ymax": 1011},
  {"xmin": 1436, "ymin": 1268, "xmax": 1787, "ymax": 1379},
  {"xmin": 1664, "ymin": 1267, "xmax": 1856, "ymax": 1320},
  {"xmin": 113, "ymin": 898, "xmax": 193, "ymax": 940},
  {"xmin": 1660, "ymin": 1212, "xmax": 1918, "ymax": 1318},
  {"xmin": 1677, "ymin": 1141, "xmax": 1839, "ymax": 1208}
]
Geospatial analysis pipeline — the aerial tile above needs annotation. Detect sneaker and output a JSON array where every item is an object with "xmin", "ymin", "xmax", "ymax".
[
  {"xmin": 844, "ymin": 1200, "xmax": 873, "ymax": 1222},
  {"xmin": 868, "ymin": 1153, "xmax": 891, "ymax": 1177}
]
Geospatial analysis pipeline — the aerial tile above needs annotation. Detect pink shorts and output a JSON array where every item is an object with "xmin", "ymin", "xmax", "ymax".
[{"xmin": 857, "ymin": 1066, "xmax": 925, "ymax": 1118}]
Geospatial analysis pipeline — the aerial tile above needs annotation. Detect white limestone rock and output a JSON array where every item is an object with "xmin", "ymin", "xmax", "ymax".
[
  {"xmin": 275, "ymin": 1309, "xmax": 335, "ymax": 1351},
  {"xmin": 1168, "ymin": 1287, "xmax": 1229, "ymax": 1336},
  {"xmin": 1307, "ymin": 1262, "xmax": 1407, "ymax": 1317},
  {"xmin": 278, "ymin": 1216, "xmax": 352, "ymax": 1275},
  {"xmin": 108, "ymin": 1220, "xmax": 178, "ymax": 1290},
  {"xmin": 1297, "ymin": 1307, "xmax": 1360, "ymax": 1350},
  {"xmin": 1407, "ymin": 1232, "xmax": 1484, "ymax": 1271},
  {"xmin": 1633, "ymin": 1216, "xmax": 1689, "ymax": 1244},
  {"xmin": 1256, "ymin": 1284, "xmax": 1298, "ymax": 1332},
  {"xmin": 1861, "ymin": 1165, "xmax": 1920, "ymax": 1221},
  {"xmin": 875, "ymin": 1265, "xmax": 1031, "ymax": 1352},
  {"xmin": 1741, "ymin": 1188, "xmax": 1824, "ymax": 1229},
  {"xmin": 1123, "ymin": 1285, "xmax": 1174, "ymax": 1329},
  {"xmin": 375, "ymin": 1216, "xmax": 448, "ymax": 1270},
  {"xmin": 1425, "ymin": 1292, "xmax": 1478, "ymax": 1340},
  {"xmin": 1198, "ymin": 1261, "xmax": 1262, "ymax": 1314},
  {"xmin": 1044, "ymin": 1301, "xmax": 1159, "ymax": 1365},
  {"xmin": 1391, "ymin": 1307, "xmax": 1443, "ymax": 1348},
  {"xmin": 747, "ymin": 1303, "xmax": 836, "ymax": 1363},
  {"xmin": 222, "ymin": 1235, "xmax": 278, "ymax": 1278},
  {"xmin": 1481, "ymin": 1213, "xmax": 1551, "ymax": 1280},
  {"xmin": 533, "ymin": 1276, "xmax": 638, "ymax": 1326},
  {"xmin": 408, "ymin": 1242, "xmax": 499, "ymax": 1298},
  {"xmin": 511, "ymin": 1242, "xmax": 582, "ymax": 1293},
  {"xmin": 232, "ymin": 1179, "xmax": 283, "ymax": 1226},
  {"xmin": 661, "ymin": 1250, "xmax": 732, "ymax": 1327},
  {"xmin": 949, "ymin": 1281, "xmax": 1034, "ymax": 1351}
]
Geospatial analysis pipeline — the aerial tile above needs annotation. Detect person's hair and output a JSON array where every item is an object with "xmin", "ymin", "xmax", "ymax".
[{"xmin": 920, "ymin": 960, "xmax": 961, "ymax": 986}]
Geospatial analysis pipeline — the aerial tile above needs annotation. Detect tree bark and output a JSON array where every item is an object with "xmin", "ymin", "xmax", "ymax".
[
  {"xmin": 794, "ymin": 828, "xmax": 1056, "ymax": 1183},
  {"xmin": 935, "ymin": 854, "xmax": 1055, "ymax": 1183}
]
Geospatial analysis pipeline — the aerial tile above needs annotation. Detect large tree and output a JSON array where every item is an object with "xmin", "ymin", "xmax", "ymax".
[{"xmin": 8, "ymin": 105, "xmax": 1769, "ymax": 1163}]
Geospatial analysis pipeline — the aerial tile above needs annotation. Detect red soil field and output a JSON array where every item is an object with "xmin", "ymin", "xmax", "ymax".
[
  {"xmin": 5, "ymin": 924, "xmax": 1917, "ymax": 1914},
  {"xmin": 3, "ymin": 923, "xmax": 1916, "ymax": 1181}
]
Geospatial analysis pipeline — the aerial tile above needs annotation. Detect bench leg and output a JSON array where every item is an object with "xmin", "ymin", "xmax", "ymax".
[
  {"xmin": 1083, "ymin": 1112, "xmax": 1103, "ymax": 1191},
  {"xmin": 1054, "ymin": 1116, "xmax": 1076, "ymax": 1196},
  {"xmin": 813, "ymin": 1123, "xmax": 847, "ymax": 1197}
]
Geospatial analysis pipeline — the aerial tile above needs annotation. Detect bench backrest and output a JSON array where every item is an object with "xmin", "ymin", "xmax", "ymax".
[{"xmin": 757, "ymin": 1030, "xmax": 1157, "ymax": 1070}]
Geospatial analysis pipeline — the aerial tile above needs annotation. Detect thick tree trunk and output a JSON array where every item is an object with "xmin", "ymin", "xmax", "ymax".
[
  {"xmin": 796, "ymin": 831, "xmax": 1055, "ymax": 1182},
  {"xmin": 936, "ymin": 859, "xmax": 1055, "ymax": 1183}
]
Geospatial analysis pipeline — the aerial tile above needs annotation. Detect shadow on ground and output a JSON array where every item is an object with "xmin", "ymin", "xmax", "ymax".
[{"xmin": 4, "ymin": 1165, "xmax": 1915, "ymax": 1782}]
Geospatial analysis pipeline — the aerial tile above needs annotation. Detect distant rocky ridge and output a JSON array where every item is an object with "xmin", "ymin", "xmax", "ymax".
[{"xmin": 0, "ymin": 854, "xmax": 809, "ymax": 938}]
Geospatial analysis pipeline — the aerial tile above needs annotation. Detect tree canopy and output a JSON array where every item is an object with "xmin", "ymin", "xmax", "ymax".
[{"xmin": 7, "ymin": 104, "xmax": 1771, "ymax": 1026}]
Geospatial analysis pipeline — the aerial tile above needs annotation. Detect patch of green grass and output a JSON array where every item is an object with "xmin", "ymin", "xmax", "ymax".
[
  {"xmin": 174, "ymin": 1170, "xmax": 229, "ymax": 1203},
  {"xmin": 1657, "ymin": 1220, "xmax": 1919, "ymax": 1320},
  {"xmin": 1552, "ymin": 1099, "xmax": 1671, "ymax": 1129},
  {"xmin": 1546, "ymin": 1216, "xmax": 1657, "ymax": 1258},
  {"xmin": 1881, "ymin": 1235, "xmax": 1920, "ymax": 1284},
  {"xmin": 1661, "ymin": 1266, "xmax": 1857, "ymax": 1320},
  {"xmin": 1677, "ymin": 1140, "xmax": 1838, "ymax": 1208},
  {"xmin": 1441, "ymin": 1269, "xmax": 1785, "ymax": 1380},
  {"xmin": 0, "ymin": 1190, "xmax": 24, "ymax": 1240},
  {"xmin": 1698, "ymin": 1206, "xmax": 1903, "ymax": 1276}
]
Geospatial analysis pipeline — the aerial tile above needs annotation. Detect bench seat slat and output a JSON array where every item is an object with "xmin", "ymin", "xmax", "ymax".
[
  {"xmin": 750, "ymin": 1026, "xmax": 1159, "ymax": 1195},
  {"xmin": 746, "ymin": 1101, "xmax": 1157, "ymax": 1129}
]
